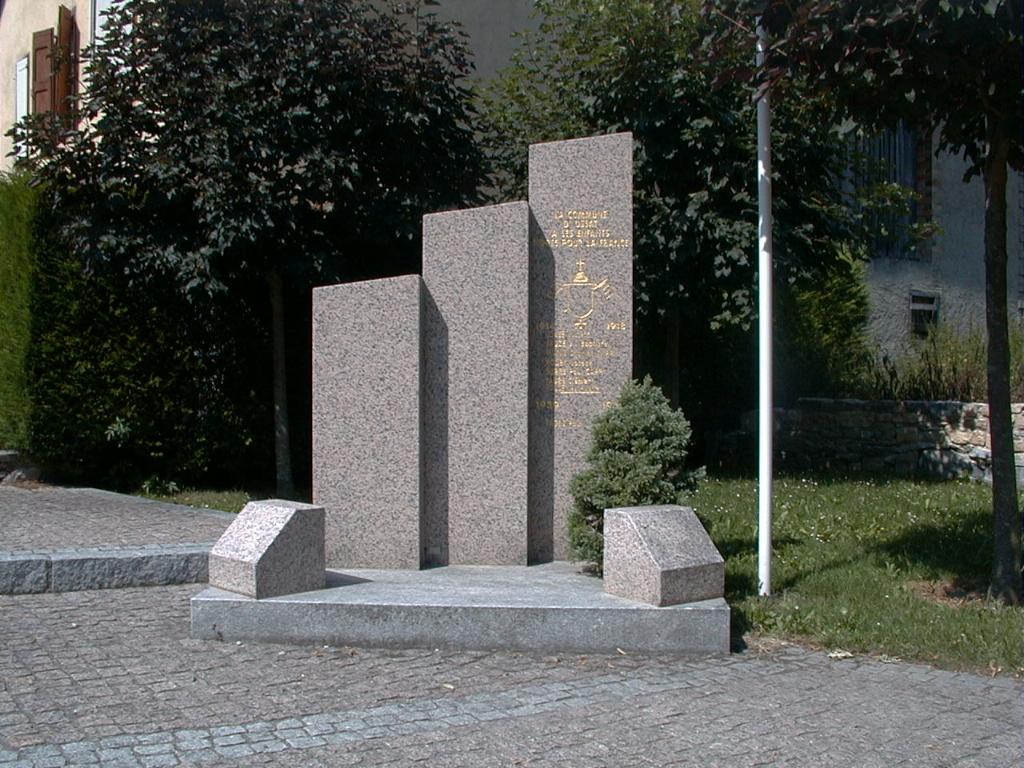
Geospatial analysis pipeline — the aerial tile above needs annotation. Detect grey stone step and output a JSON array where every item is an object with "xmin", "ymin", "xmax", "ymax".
[{"xmin": 0, "ymin": 543, "xmax": 212, "ymax": 594}]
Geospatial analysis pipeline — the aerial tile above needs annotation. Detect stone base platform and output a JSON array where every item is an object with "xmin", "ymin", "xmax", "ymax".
[{"xmin": 190, "ymin": 562, "xmax": 730, "ymax": 654}]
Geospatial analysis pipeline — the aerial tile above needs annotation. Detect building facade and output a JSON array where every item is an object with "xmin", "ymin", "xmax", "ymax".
[
  {"xmin": 866, "ymin": 130, "xmax": 1024, "ymax": 352},
  {"xmin": 0, "ymin": 0, "xmax": 115, "ymax": 166}
]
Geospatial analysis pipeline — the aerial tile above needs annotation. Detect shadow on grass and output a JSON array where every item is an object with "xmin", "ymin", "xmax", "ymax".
[{"xmin": 873, "ymin": 509, "xmax": 992, "ymax": 588}]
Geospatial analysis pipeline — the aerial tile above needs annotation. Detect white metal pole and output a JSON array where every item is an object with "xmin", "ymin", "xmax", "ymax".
[{"xmin": 756, "ymin": 23, "xmax": 773, "ymax": 597}]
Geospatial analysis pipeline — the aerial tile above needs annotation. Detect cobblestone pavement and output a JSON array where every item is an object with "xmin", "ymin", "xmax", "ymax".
[
  {"xmin": 1, "ymin": 585, "xmax": 1021, "ymax": 767},
  {"xmin": 0, "ymin": 488, "xmax": 231, "ymax": 553}
]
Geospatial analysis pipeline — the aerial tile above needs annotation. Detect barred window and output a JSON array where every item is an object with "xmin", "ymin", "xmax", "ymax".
[{"xmin": 910, "ymin": 292, "xmax": 939, "ymax": 338}]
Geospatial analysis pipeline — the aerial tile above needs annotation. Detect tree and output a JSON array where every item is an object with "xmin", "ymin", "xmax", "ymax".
[
  {"xmin": 14, "ymin": 0, "xmax": 484, "ymax": 496},
  {"xmin": 704, "ymin": 0, "xmax": 1022, "ymax": 604},
  {"xmin": 480, "ymin": 0, "xmax": 871, "ymax": 450}
]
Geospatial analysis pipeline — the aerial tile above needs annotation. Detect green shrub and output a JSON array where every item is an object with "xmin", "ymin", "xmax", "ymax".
[
  {"xmin": 777, "ymin": 248, "xmax": 875, "ymax": 401},
  {"xmin": 855, "ymin": 322, "xmax": 1024, "ymax": 402},
  {"xmin": 0, "ymin": 173, "xmax": 38, "ymax": 448},
  {"xmin": 568, "ymin": 376, "xmax": 698, "ymax": 571},
  {"xmin": 25, "ymin": 209, "xmax": 271, "ymax": 490}
]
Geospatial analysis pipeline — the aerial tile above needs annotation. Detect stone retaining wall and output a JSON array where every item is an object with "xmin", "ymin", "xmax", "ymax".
[{"xmin": 732, "ymin": 399, "xmax": 1024, "ymax": 483}]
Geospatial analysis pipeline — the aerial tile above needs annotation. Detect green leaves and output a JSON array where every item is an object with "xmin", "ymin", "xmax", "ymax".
[
  {"xmin": 18, "ymin": 0, "xmax": 485, "ymax": 294},
  {"xmin": 482, "ymin": 0, "xmax": 858, "ymax": 330},
  {"xmin": 708, "ymin": 0, "xmax": 1022, "ymax": 174},
  {"xmin": 568, "ymin": 376, "xmax": 698, "ymax": 570}
]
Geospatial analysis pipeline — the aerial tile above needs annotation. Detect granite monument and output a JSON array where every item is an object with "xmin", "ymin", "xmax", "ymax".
[{"xmin": 313, "ymin": 133, "xmax": 634, "ymax": 568}]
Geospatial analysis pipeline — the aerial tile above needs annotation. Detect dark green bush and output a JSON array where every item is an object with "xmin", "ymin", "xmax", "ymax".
[
  {"xmin": 25, "ymin": 211, "xmax": 271, "ymax": 490},
  {"xmin": 0, "ymin": 173, "xmax": 38, "ymax": 448},
  {"xmin": 776, "ymin": 248, "xmax": 875, "ymax": 402},
  {"xmin": 568, "ymin": 376, "xmax": 697, "ymax": 571}
]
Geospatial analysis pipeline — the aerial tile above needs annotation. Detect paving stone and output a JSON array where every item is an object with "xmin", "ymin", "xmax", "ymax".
[
  {"xmin": 214, "ymin": 744, "xmax": 254, "ymax": 758},
  {"xmin": 0, "ymin": 488, "xmax": 230, "ymax": 552},
  {"xmin": 0, "ymin": 585, "xmax": 1020, "ymax": 767}
]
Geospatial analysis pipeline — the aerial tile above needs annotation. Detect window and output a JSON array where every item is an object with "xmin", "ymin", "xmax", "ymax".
[
  {"xmin": 852, "ymin": 122, "xmax": 933, "ymax": 261},
  {"xmin": 910, "ymin": 292, "xmax": 939, "ymax": 338},
  {"xmin": 93, "ymin": 0, "xmax": 116, "ymax": 43},
  {"xmin": 14, "ymin": 56, "xmax": 29, "ymax": 156}
]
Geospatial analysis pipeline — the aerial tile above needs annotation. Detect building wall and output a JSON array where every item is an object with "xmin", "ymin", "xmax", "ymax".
[
  {"xmin": 866, "ymin": 139, "xmax": 1024, "ymax": 353},
  {"xmin": 428, "ymin": 0, "xmax": 537, "ymax": 83},
  {"xmin": 0, "ymin": 1, "xmax": 99, "ymax": 170}
]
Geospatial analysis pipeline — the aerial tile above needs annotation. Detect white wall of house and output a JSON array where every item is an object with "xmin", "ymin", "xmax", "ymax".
[
  {"xmin": 0, "ymin": 0, "xmax": 100, "ymax": 171},
  {"xmin": 866, "ymin": 145, "xmax": 1024, "ymax": 353}
]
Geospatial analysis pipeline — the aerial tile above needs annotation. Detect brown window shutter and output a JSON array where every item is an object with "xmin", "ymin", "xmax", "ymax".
[
  {"xmin": 31, "ymin": 28, "xmax": 55, "ymax": 114},
  {"xmin": 55, "ymin": 5, "xmax": 78, "ymax": 118}
]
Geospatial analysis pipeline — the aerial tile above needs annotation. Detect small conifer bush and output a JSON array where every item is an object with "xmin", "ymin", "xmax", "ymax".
[{"xmin": 568, "ymin": 376, "xmax": 697, "ymax": 572}]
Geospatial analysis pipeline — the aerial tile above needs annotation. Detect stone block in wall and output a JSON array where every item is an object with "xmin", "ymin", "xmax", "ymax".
[{"xmin": 918, "ymin": 449, "xmax": 984, "ymax": 482}]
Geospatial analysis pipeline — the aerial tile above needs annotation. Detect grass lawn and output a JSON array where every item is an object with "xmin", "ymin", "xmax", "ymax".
[
  {"xmin": 142, "ymin": 487, "xmax": 252, "ymax": 514},
  {"xmin": 689, "ymin": 475, "xmax": 1024, "ymax": 675}
]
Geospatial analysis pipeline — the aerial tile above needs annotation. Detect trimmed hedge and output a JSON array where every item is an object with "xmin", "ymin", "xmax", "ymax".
[
  {"xmin": 0, "ymin": 173, "xmax": 37, "ymax": 449},
  {"xmin": 25, "ymin": 206, "xmax": 272, "ymax": 490}
]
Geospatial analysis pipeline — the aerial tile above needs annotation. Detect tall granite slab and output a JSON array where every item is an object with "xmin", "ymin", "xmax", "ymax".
[
  {"xmin": 529, "ymin": 132, "xmax": 634, "ymax": 560},
  {"xmin": 422, "ymin": 202, "xmax": 533, "ymax": 564},
  {"xmin": 313, "ymin": 275, "xmax": 423, "ymax": 569}
]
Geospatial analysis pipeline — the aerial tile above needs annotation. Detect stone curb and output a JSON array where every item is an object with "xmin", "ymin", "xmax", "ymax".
[{"xmin": 0, "ymin": 543, "xmax": 213, "ymax": 594}]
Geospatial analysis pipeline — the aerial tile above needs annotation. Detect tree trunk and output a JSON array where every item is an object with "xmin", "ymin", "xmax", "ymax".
[
  {"xmin": 268, "ymin": 271, "xmax": 295, "ymax": 500},
  {"xmin": 982, "ymin": 125, "xmax": 1021, "ymax": 605}
]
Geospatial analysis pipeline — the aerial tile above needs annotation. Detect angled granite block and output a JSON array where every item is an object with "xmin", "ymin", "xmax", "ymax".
[
  {"xmin": 313, "ymin": 275, "xmax": 422, "ymax": 569},
  {"xmin": 208, "ymin": 500, "xmax": 324, "ymax": 599},
  {"xmin": 422, "ymin": 202, "xmax": 531, "ymax": 565},
  {"xmin": 603, "ymin": 505, "xmax": 724, "ymax": 607}
]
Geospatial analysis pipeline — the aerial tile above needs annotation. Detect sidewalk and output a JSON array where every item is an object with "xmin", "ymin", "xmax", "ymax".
[
  {"xmin": 0, "ymin": 486, "xmax": 233, "ymax": 593},
  {"xmin": 1, "ymin": 585, "xmax": 1021, "ymax": 767}
]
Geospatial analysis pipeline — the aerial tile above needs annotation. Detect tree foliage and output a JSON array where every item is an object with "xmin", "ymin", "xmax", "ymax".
[
  {"xmin": 25, "ymin": 207, "xmax": 270, "ymax": 490},
  {"xmin": 481, "ymin": 0, "xmax": 858, "ymax": 329},
  {"xmin": 13, "ymin": 0, "xmax": 485, "ymax": 493},
  {"xmin": 0, "ymin": 173, "xmax": 37, "ymax": 449},
  {"xmin": 21, "ymin": 0, "xmax": 484, "ymax": 290},
  {"xmin": 706, "ymin": 0, "xmax": 1021, "ymax": 178},
  {"xmin": 569, "ymin": 377, "xmax": 697, "ymax": 571},
  {"xmin": 480, "ymin": 0, "xmax": 882, "ymax": 458}
]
